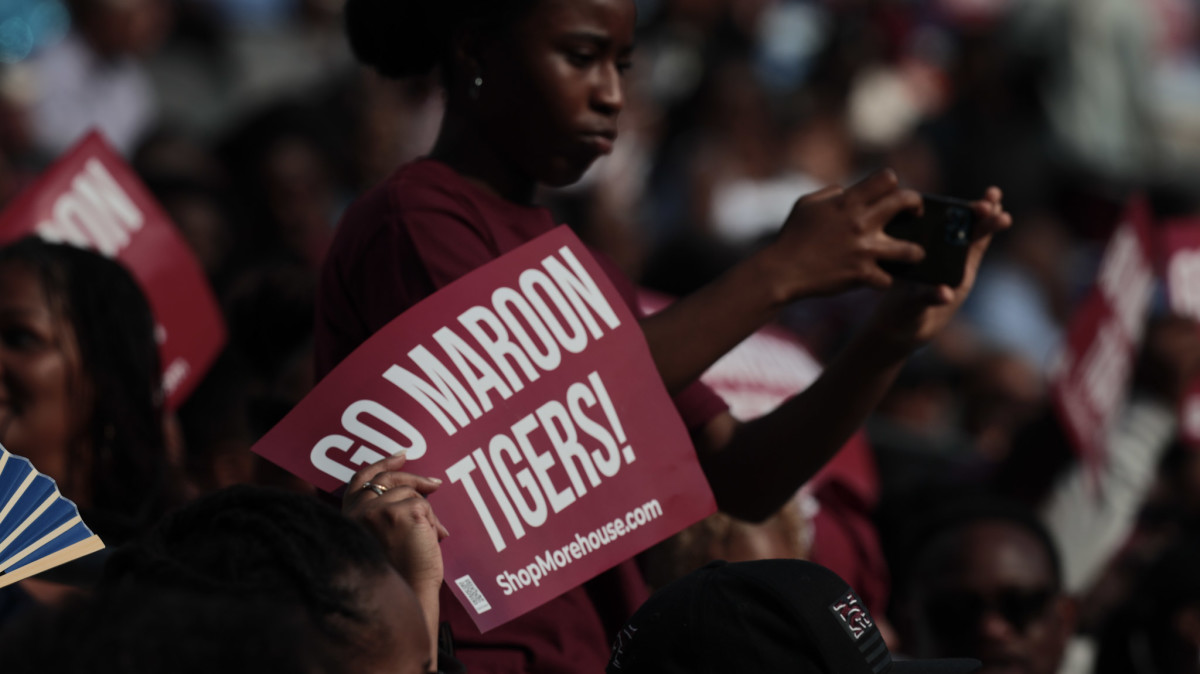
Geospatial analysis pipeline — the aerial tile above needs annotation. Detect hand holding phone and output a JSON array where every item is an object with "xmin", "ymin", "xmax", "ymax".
[{"xmin": 880, "ymin": 194, "xmax": 978, "ymax": 287}]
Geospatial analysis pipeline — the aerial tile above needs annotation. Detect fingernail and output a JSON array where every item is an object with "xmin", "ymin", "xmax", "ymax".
[
  {"xmin": 392, "ymin": 449, "xmax": 408, "ymax": 461},
  {"xmin": 428, "ymin": 477, "xmax": 443, "ymax": 485}
]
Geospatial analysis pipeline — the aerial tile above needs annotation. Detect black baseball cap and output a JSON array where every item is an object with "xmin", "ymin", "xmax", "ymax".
[{"xmin": 607, "ymin": 559, "xmax": 980, "ymax": 673}]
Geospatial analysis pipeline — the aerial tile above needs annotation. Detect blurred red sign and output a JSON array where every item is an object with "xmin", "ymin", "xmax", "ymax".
[
  {"xmin": 0, "ymin": 131, "xmax": 225, "ymax": 409},
  {"xmin": 639, "ymin": 290, "xmax": 875, "ymax": 498},
  {"xmin": 1051, "ymin": 199, "xmax": 1156, "ymax": 466},
  {"xmin": 1159, "ymin": 218, "xmax": 1200, "ymax": 446},
  {"xmin": 252, "ymin": 226, "xmax": 715, "ymax": 632}
]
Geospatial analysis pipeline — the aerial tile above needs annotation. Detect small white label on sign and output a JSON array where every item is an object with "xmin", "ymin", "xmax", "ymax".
[{"xmin": 456, "ymin": 575, "xmax": 492, "ymax": 614}]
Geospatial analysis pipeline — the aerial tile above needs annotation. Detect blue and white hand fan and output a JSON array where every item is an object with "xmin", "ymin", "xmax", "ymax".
[{"xmin": 0, "ymin": 444, "xmax": 104, "ymax": 587}]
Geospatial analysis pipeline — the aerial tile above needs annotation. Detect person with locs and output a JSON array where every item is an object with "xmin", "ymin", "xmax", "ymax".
[
  {"xmin": 101, "ymin": 484, "xmax": 449, "ymax": 674},
  {"xmin": 319, "ymin": 0, "xmax": 1012, "ymax": 671},
  {"xmin": 0, "ymin": 237, "xmax": 181, "ymax": 627}
]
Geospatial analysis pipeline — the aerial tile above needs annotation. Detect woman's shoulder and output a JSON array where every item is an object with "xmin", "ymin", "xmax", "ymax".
[
  {"xmin": 331, "ymin": 159, "xmax": 483, "ymax": 249},
  {"xmin": 352, "ymin": 158, "xmax": 476, "ymax": 220},
  {"xmin": 339, "ymin": 158, "xmax": 555, "ymax": 253},
  {"xmin": 389, "ymin": 158, "xmax": 475, "ymax": 200}
]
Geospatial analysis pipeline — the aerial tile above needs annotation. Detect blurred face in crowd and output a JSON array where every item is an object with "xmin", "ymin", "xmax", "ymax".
[
  {"xmin": 0, "ymin": 263, "xmax": 91, "ymax": 498},
  {"xmin": 340, "ymin": 567, "xmax": 432, "ymax": 674},
  {"xmin": 472, "ymin": 0, "xmax": 636, "ymax": 187},
  {"xmin": 262, "ymin": 137, "xmax": 336, "ymax": 264},
  {"xmin": 963, "ymin": 352, "xmax": 1045, "ymax": 462},
  {"xmin": 79, "ymin": 0, "xmax": 172, "ymax": 59},
  {"xmin": 907, "ymin": 521, "xmax": 1075, "ymax": 674}
]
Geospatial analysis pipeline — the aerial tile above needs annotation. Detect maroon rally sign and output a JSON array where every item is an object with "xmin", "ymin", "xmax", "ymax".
[
  {"xmin": 0, "ymin": 132, "xmax": 225, "ymax": 409},
  {"xmin": 252, "ymin": 226, "xmax": 716, "ymax": 631},
  {"xmin": 1052, "ymin": 198, "xmax": 1156, "ymax": 466},
  {"xmin": 1159, "ymin": 218, "xmax": 1200, "ymax": 446}
]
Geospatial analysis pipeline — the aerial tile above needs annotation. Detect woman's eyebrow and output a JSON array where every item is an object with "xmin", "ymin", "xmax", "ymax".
[
  {"xmin": 561, "ymin": 30, "xmax": 610, "ymax": 45},
  {"xmin": 561, "ymin": 30, "xmax": 636, "ymax": 51}
]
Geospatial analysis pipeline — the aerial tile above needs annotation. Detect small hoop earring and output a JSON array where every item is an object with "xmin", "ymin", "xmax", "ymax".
[{"xmin": 469, "ymin": 76, "xmax": 483, "ymax": 101}]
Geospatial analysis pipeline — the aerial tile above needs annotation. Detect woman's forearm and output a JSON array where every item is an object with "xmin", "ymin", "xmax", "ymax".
[
  {"xmin": 642, "ymin": 173, "xmax": 926, "ymax": 394},
  {"xmin": 697, "ymin": 329, "xmax": 907, "ymax": 521},
  {"xmin": 642, "ymin": 251, "xmax": 793, "ymax": 394}
]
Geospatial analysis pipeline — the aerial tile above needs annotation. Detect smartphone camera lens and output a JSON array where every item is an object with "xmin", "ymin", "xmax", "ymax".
[{"xmin": 946, "ymin": 208, "xmax": 970, "ymax": 246}]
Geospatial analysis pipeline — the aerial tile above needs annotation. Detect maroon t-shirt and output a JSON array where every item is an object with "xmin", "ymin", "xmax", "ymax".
[{"xmin": 315, "ymin": 158, "xmax": 726, "ymax": 673}]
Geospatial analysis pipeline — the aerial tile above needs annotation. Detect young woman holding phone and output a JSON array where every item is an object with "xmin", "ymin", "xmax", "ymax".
[{"xmin": 320, "ymin": 1, "xmax": 1011, "ymax": 670}]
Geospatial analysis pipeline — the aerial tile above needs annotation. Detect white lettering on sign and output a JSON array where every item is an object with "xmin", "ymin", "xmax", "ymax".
[
  {"xmin": 1098, "ymin": 225, "xmax": 1153, "ymax": 342},
  {"xmin": 1169, "ymin": 249, "xmax": 1200, "ymax": 320},
  {"xmin": 383, "ymin": 246, "xmax": 621, "ymax": 436},
  {"xmin": 341, "ymin": 400, "xmax": 426, "ymax": 460},
  {"xmin": 35, "ymin": 159, "xmax": 145, "ymax": 258},
  {"xmin": 309, "ymin": 399, "xmax": 430, "ymax": 483},
  {"xmin": 494, "ymin": 498, "xmax": 664, "ymax": 596},
  {"xmin": 1080, "ymin": 322, "xmax": 1131, "ymax": 422},
  {"xmin": 445, "ymin": 372, "xmax": 635, "ymax": 553},
  {"xmin": 162, "ymin": 358, "xmax": 190, "ymax": 397},
  {"xmin": 306, "ymin": 246, "xmax": 624, "ymax": 488},
  {"xmin": 383, "ymin": 345, "xmax": 484, "ymax": 438}
]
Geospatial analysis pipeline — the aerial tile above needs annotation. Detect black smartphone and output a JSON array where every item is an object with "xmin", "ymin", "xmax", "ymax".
[{"xmin": 880, "ymin": 194, "xmax": 977, "ymax": 287}]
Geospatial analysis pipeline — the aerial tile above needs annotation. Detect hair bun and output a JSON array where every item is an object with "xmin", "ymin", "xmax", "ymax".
[{"xmin": 343, "ymin": 0, "xmax": 453, "ymax": 79}]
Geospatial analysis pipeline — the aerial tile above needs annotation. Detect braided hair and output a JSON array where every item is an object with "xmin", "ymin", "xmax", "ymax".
[
  {"xmin": 343, "ymin": 0, "xmax": 540, "ymax": 80},
  {"xmin": 102, "ymin": 485, "xmax": 394, "ymax": 650},
  {"xmin": 0, "ymin": 237, "xmax": 174, "ymax": 541},
  {"xmin": 0, "ymin": 586, "xmax": 329, "ymax": 674}
]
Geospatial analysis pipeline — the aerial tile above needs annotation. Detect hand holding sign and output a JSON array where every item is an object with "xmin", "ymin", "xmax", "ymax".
[
  {"xmin": 344, "ymin": 452, "xmax": 447, "ymax": 667},
  {"xmin": 343, "ymin": 452, "xmax": 448, "ymax": 595},
  {"xmin": 254, "ymin": 227, "xmax": 715, "ymax": 631}
]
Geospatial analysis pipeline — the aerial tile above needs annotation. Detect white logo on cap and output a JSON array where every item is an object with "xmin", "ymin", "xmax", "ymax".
[
  {"xmin": 609, "ymin": 624, "xmax": 639, "ymax": 669},
  {"xmin": 830, "ymin": 591, "xmax": 874, "ymax": 640}
]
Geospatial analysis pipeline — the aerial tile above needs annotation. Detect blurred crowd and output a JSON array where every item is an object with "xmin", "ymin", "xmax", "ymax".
[{"xmin": 2, "ymin": 0, "xmax": 1200, "ymax": 672}]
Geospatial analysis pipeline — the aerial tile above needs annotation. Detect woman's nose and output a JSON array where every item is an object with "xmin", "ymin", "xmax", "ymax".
[{"xmin": 591, "ymin": 63, "xmax": 624, "ymax": 116}]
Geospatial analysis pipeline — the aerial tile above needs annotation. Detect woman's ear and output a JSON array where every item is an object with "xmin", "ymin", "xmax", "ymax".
[{"xmin": 447, "ymin": 25, "xmax": 486, "ymax": 96}]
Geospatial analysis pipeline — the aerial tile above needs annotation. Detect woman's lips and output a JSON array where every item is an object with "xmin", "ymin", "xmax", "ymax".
[{"xmin": 580, "ymin": 131, "xmax": 616, "ymax": 155}]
